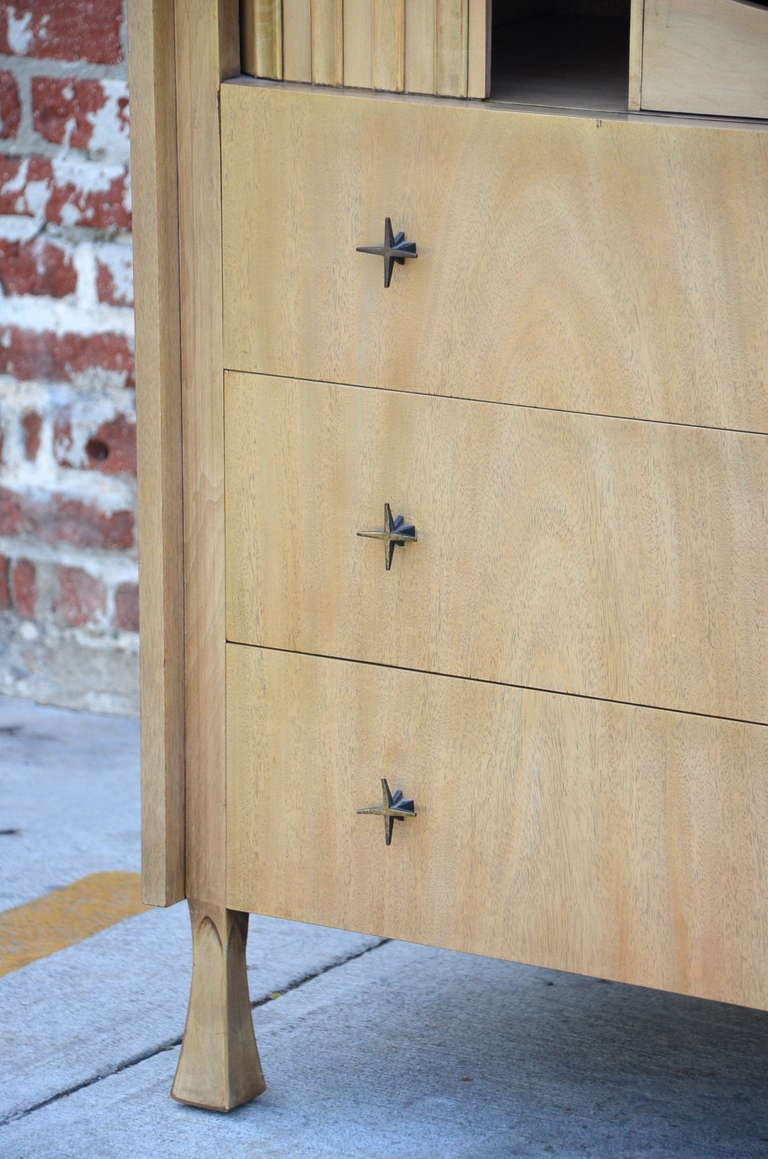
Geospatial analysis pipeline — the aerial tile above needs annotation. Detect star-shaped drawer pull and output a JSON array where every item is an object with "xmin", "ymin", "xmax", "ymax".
[
  {"xmin": 357, "ymin": 503, "xmax": 417, "ymax": 571},
  {"xmin": 356, "ymin": 217, "xmax": 418, "ymax": 288},
  {"xmin": 356, "ymin": 778, "xmax": 417, "ymax": 846}
]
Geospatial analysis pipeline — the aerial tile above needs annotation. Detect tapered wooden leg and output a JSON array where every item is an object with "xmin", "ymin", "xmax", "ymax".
[{"xmin": 172, "ymin": 901, "xmax": 266, "ymax": 1111}]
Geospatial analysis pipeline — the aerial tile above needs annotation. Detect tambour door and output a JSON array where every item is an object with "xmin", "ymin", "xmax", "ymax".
[
  {"xmin": 221, "ymin": 82, "xmax": 768, "ymax": 433},
  {"xmin": 226, "ymin": 645, "xmax": 768, "ymax": 1009},
  {"xmin": 225, "ymin": 372, "xmax": 768, "ymax": 724}
]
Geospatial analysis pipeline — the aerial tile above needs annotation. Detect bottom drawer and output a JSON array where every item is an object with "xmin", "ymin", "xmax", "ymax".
[{"xmin": 226, "ymin": 645, "xmax": 768, "ymax": 1009}]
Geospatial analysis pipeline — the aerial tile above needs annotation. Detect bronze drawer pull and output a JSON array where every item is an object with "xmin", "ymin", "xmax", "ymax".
[
  {"xmin": 357, "ymin": 503, "xmax": 417, "ymax": 571},
  {"xmin": 357, "ymin": 778, "xmax": 417, "ymax": 846},
  {"xmin": 356, "ymin": 217, "xmax": 418, "ymax": 287}
]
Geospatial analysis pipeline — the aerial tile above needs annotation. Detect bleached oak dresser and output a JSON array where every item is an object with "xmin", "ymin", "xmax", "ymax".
[{"xmin": 129, "ymin": 0, "xmax": 768, "ymax": 1112}]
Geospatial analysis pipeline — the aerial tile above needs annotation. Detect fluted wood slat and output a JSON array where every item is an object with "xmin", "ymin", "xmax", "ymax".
[{"xmin": 240, "ymin": 0, "xmax": 488, "ymax": 96}]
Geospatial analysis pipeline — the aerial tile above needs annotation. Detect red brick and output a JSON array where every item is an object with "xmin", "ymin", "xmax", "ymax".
[
  {"xmin": 47, "ymin": 165, "xmax": 131, "ymax": 230},
  {"xmin": 87, "ymin": 414, "xmax": 136, "ymax": 475},
  {"xmin": 96, "ymin": 247, "xmax": 132, "ymax": 307},
  {"xmin": 0, "ymin": 71, "xmax": 20, "ymax": 139},
  {"xmin": 32, "ymin": 77, "xmax": 129, "ymax": 151},
  {"xmin": 12, "ymin": 558, "xmax": 36, "ymax": 619},
  {"xmin": 54, "ymin": 564, "xmax": 106, "ymax": 627},
  {"xmin": 0, "ymin": 237, "xmax": 76, "ymax": 297},
  {"xmin": 0, "ymin": 156, "xmax": 131, "ymax": 230},
  {"xmin": 0, "ymin": 155, "xmax": 27, "ymax": 213},
  {"xmin": 0, "ymin": 488, "xmax": 134, "ymax": 550},
  {"xmin": 114, "ymin": 581, "xmax": 138, "ymax": 632},
  {"xmin": 0, "ymin": 554, "xmax": 10, "ymax": 609},
  {"xmin": 0, "ymin": 2, "xmax": 123, "ymax": 65},
  {"xmin": 0, "ymin": 327, "xmax": 135, "ymax": 388},
  {"xmin": 20, "ymin": 411, "xmax": 42, "ymax": 461}
]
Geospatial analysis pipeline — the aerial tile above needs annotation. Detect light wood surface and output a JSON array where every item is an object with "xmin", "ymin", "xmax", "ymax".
[
  {"xmin": 241, "ymin": 0, "xmax": 283, "ymax": 80},
  {"xmin": 628, "ymin": 0, "xmax": 645, "ymax": 110},
  {"xmin": 311, "ymin": 0, "xmax": 344, "ymax": 85},
  {"xmin": 641, "ymin": 0, "xmax": 768, "ymax": 119},
  {"xmin": 343, "ymin": 0, "xmax": 374, "ymax": 89},
  {"xmin": 283, "ymin": 0, "xmax": 312, "ymax": 81},
  {"xmin": 226, "ymin": 373, "xmax": 768, "ymax": 724},
  {"xmin": 175, "ymin": 1, "xmax": 238, "ymax": 908},
  {"xmin": 222, "ymin": 82, "xmax": 768, "ymax": 434},
  {"xmin": 240, "ymin": 0, "xmax": 486, "ymax": 94},
  {"xmin": 467, "ymin": 0, "xmax": 490, "ymax": 98},
  {"xmin": 373, "ymin": 0, "xmax": 405, "ymax": 93},
  {"xmin": 172, "ymin": 901, "xmax": 266, "ymax": 1111},
  {"xmin": 127, "ymin": 0, "xmax": 185, "ymax": 907},
  {"xmin": 227, "ymin": 646, "xmax": 768, "ymax": 1009},
  {"xmin": 436, "ymin": 0, "xmax": 468, "ymax": 98}
]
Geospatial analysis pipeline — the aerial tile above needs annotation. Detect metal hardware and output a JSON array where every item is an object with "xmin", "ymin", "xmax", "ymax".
[
  {"xmin": 356, "ymin": 778, "xmax": 417, "ymax": 846},
  {"xmin": 356, "ymin": 217, "xmax": 418, "ymax": 288},
  {"xmin": 357, "ymin": 503, "xmax": 417, "ymax": 570}
]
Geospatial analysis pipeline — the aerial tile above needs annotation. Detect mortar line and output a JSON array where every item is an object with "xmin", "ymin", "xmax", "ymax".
[{"xmin": 0, "ymin": 936, "xmax": 389, "ymax": 1127}]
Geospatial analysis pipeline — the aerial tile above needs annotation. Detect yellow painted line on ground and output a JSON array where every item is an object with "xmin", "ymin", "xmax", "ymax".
[{"xmin": 0, "ymin": 872, "xmax": 148, "ymax": 978}]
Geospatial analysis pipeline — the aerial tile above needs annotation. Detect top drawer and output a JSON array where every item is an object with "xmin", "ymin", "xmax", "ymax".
[
  {"xmin": 641, "ymin": 0, "xmax": 768, "ymax": 119},
  {"xmin": 221, "ymin": 83, "xmax": 768, "ymax": 433}
]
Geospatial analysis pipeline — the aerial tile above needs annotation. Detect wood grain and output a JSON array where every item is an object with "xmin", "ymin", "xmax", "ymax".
[
  {"xmin": 227, "ymin": 646, "xmax": 768, "ymax": 1010},
  {"xmin": 311, "ymin": 0, "xmax": 343, "ymax": 85},
  {"xmin": 373, "ymin": 0, "xmax": 405, "ymax": 92},
  {"xmin": 436, "ymin": 0, "xmax": 468, "ymax": 97},
  {"xmin": 172, "ymin": 901, "xmax": 266, "ymax": 1111},
  {"xmin": 225, "ymin": 373, "xmax": 768, "ymax": 724},
  {"xmin": 221, "ymin": 83, "xmax": 768, "ymax": 433},
  {"xmin": 343, "ymin": 0, "xmax": 374, "ymax": 89},
  {"xmin": 404, "ymin": 0, "xmax": 436, "ymax": 94},
  {"xmin": 240, "ymin": 0, "xmax": 489, "ymax": 96},
  {"xmin": 467, "ymin": 0, "xmax": 490, "ymax": 98},
  {"xmin": 127, "ymin": 0, "xmax": 185, "ymax": 907},
  {"xmin": 175, "ymin": 0, "xmax": 238, "ymax": 908},
  {"xmin": 628, "ymin": 0, "xmax": 644, "ymax": 110},
  {"xmin": 641, "ymin": 0, "xmax": 768, "ymax": 119},
  {"xmin": 241, "ymin": 0, "xmax": 283, "ymax": 80},
  {"xmin": 283, "ymin": 0, "xmax": 312, "ymax": 81}
]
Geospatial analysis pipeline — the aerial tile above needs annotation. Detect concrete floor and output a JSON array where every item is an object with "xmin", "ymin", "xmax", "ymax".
[{"xmin": 1, "ymin": 693, "xmax": 768, "ymax": 1158}]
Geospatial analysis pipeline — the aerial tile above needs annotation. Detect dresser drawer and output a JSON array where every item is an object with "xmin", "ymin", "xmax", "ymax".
[
  {"xmin": 641, "ymin": 0, "xmax": 768, "ymax": 119},
  {"xmin": 221, "ymin": 82, "xmax": 768, "ymax": 433},
  {"xmin": 225, "ymin": 372, "xmax": 768, "ymax": 723},
  {"xmin": 227, "ymin": 645, "xmax": 768, "ymax": 1007}
]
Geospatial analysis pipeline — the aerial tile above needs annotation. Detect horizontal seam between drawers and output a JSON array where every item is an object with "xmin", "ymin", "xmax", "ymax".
[
  {"xmin": 222, "ymin": 368, "xmax": 768, "ymax": 440},
  {"xmin": 225, "ymin": 639, "xmax": 768, "ymax": 729}
]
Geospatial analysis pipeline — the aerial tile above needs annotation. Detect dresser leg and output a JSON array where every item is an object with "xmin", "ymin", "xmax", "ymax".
[{"xmin": 172, "ymin": 901, "xmax": 266, "ymax": 1111}]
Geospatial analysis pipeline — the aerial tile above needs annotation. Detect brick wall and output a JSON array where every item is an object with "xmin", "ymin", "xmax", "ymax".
[{"xmin": 0, "ymin": 2, "xmax": 137, "ymax": 714}]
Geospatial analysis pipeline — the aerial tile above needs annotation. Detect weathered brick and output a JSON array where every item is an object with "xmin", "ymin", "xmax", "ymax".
[
  {"xmin": 20, "ymin": 410, "xmax": 42, "ymax": 460},
  {"xmin": 0, "ymin": 2, "xmax": 123, "ymax": 66},
  {"xmin": 0, "ymin": 237, "xmax": 76, "ymax": 297},
  {"xmin": 87, "ymin": 414, "xmax": 136, "ymax": 475},
  {"xmin": 0, "ymin": 327, "xmax": 135, "ymax": 388},
  {"xmin": 32, "ymin": 77, "xmax": 130, "ymax": 154},
  {"xmin": 0, "ymin": 71, "xmax": 21, "ymax": 140},
  {"xmin": 54, "ymin": 564, "xmax": 106, "ymax": 627},
  {"xmin": 0, "ymin": 554, "xmax": 10, "ymax": 609},
  {"xmin": 95, "ymin": 244, "xmax": 132, "ymax": 307},
  {"xmin": 12, "ymin": 558, "xmax": 37, "ymax": 618},
  {"xmin": 0, "ymin": 487, "xmax": 134, "ymax": 550},
  {"xmin": 0, "ymin": 156, "xmax": 131, "ymax": 230},
  {"xmin": 114, "ymin": 581, "xmax": 138, "ymax": 632}
]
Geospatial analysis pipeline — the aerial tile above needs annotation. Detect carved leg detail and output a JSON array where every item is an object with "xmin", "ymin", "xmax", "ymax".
[{"xmin": 172, "ymin": 901, "xmax": 266, "ymax": 1111}]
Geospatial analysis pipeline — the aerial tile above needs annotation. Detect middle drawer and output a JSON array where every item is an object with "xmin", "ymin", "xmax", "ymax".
[{"xmin": 225, "ymin": 372, "xmax": 768, "ymax": 723}]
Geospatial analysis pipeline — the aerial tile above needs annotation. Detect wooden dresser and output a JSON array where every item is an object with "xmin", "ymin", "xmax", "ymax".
[{"xmin": 129, "ymin": 0, "xmax": 768, "ymax": 1112}]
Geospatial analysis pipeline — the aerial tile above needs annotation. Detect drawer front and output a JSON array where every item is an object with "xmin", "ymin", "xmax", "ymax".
[
  {"xmin": 222, "ymin": 82, "xmax": 768, "ymax": 433},
  {"xmin": 225, "ymin": 373, "xmax": 768, "ymax": 723},
  {"xmin": 227, "ymin": 645, "xmax": 768, "ymax": 1008},
  {"xmin": 642, "ymin": 0, "xmax": 768, "ymax": 119}
]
